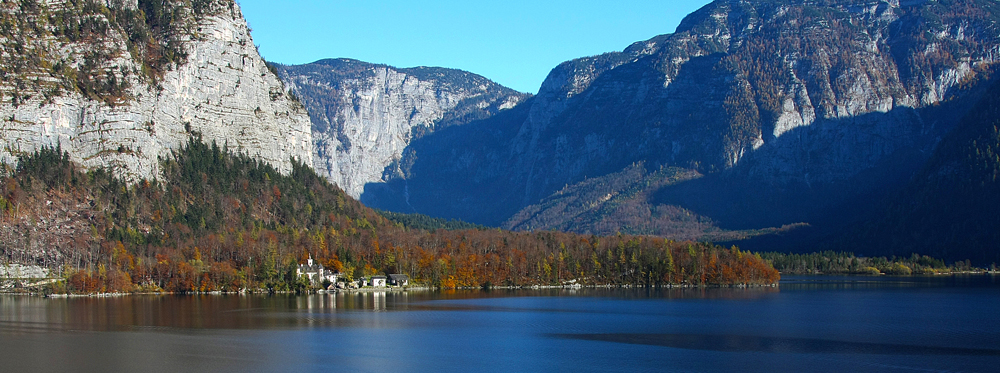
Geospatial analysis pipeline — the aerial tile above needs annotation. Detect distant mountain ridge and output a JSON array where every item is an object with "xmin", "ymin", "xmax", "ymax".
[
  {"xmin": 355, "ymin": 0, "xmax": 1000, "ymax": 263},
  {"xmin": 276, "ymin": 58, "xmax": 528, "ymax": 198}
]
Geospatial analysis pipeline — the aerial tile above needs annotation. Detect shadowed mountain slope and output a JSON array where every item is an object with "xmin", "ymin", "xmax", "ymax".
[{"xmin": 360, "ymin": 0, "xmax": 1000, "ymax": 263}]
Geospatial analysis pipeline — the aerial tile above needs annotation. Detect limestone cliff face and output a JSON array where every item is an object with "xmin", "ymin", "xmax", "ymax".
[
  {"xmin": 0, "ymin": 0, "xmax": 312, "ymax": 180},
  {"xmin": 277, "ymin": 59, "xmax": 527, "ymax": 198}
]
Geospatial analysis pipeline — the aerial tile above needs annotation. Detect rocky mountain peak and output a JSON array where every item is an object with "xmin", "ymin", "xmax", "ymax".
[{"xmin": 277, "ymin": 59, "xmax": 528, "ymax": 198}]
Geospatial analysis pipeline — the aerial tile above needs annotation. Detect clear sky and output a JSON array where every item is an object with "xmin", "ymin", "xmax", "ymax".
[{"xmin": 237, "ymin": 0, "xmax": 713, "ymax": 94}]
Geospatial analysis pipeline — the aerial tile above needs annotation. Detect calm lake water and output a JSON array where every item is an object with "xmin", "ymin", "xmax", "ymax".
[{"xmin": 1, "ymin": 275, "xmax": 998, "ymax": 372}]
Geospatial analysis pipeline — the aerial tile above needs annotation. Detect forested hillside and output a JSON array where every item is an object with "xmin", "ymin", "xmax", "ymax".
[
  {"xmin": 0, "ymin": 139, "xmax": 779, "ymax": 293},
  {"xmin": 759, "ymin": 251, "xmax": 979, "ymax": 275}
]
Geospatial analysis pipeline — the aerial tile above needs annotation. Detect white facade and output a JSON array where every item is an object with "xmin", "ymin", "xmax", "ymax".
[{"xmin": 297, "ymin": 257, "xmax": 338, "ymax": 285}]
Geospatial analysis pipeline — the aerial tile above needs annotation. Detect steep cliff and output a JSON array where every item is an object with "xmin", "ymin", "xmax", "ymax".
[
  {"xmin": 0, "ymin": 0, "xmax": 312, "ymax": 180},
  {"xmin": 276, "ymin": 59, "xmax": 528, "ymax": 198},
  {"xmin": 363, "ymin": 0, "xmax": 1000, "ymax": 244}
]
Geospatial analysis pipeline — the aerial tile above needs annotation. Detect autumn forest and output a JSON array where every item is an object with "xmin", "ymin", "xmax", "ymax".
[{"xmin": 0, "ymin": 138, "xmax": 779, "ymax": 293}]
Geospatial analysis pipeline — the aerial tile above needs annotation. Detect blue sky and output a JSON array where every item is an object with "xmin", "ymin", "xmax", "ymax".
[{"xmin": 238, "ymin": 0, "xmax": 713, "ymax": 94}]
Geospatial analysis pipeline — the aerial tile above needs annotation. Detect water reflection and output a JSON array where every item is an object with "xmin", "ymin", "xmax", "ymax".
[
  {"xmin": 1, "ymin": 278, "xmax": 998, "ymax": 373},
  {"xmin": 0, "ymin": 287, "xmax": 783, "ymax": 333},
  {"xmin": 779, "ymin": 274, "xmax": 1000, "ymax": 291},
  {"xmin": 552, "ymin": 333, "xmax": 1000, "ymax": 356},
  {"xmin": 0, "ymin": 291, "xmax": 416, "ymax": 333}
]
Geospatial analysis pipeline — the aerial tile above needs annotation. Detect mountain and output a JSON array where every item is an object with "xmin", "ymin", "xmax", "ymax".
[
  {"xmin": 0, "ymin": 0, "xmax": 312, "ymax": 180},
  {"xmin": 833, "ymin": 76, "xmax": 1000, "ymax": 265},
  {"xmin": 360, "ymin": 0, "xmax": 1000, "ymax": 261},
  {"xmin": 275, "ymin": 59, "xmax": 528, "ymax": 198}
]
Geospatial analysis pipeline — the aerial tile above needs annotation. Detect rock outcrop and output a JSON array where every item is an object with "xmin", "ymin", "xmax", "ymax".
[
  {"xmin": 277, "ymin": 59, "xmax": 528, "ymax": 198},
  {"xmin": 0, "ymin": 0, "xmax": 312, "ymax": 180},
  {"xmin": 508, "ymin": 0, "xmax": 1000, "ymax": 195}
]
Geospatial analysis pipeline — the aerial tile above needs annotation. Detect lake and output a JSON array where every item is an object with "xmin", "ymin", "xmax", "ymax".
[{"xmin": 1, "ymin": 275, "xmax": 998, "ymax": 372}]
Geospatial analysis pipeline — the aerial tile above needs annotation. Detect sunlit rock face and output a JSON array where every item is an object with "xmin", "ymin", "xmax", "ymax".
[
  {"xmin": 277, "ymin": 59, "xmax": 528, "ymax": 198},
  {"xmin": 0, "ymin": 0, "xmax": 312, "ymax": 180}
]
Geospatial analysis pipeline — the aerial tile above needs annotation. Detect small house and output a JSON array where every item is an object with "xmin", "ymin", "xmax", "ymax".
[
  {"xmin": 388, "ymin": 274, "xmax": 409, "ymax": 286},
  {"xmin": 370, "ymin": 275, "xmax": 387, "ymax": 288}
]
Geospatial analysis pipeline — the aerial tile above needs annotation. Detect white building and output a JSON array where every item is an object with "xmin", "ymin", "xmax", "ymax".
[{"xmin": 297, "ymin": 256, "xmax": 338, "ymax": 286}]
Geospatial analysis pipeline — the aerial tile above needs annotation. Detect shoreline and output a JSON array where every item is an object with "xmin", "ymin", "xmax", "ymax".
[
  {"xmin": 6, "ymin": 272, "xmax": 996, "ymax": 297},
  {"xmin": 8, "ymin": 282, "xmax": 781, "ymax": 298}
]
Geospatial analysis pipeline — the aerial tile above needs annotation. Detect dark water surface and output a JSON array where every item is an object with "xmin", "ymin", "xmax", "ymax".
[{"xmin": 1, "ymin": 275, "xmax": 998, "ymax": 372}]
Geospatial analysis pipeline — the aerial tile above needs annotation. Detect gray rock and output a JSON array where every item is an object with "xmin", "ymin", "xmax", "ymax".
[
  {"xmin": 0, "ymin": 264, "xmax": 49, "ymax": 279},
  {"xmin": 0, "ymin": 0, "xmax": 312, "ymax": 181},
  {"xmin": 277, "ymin": 59, "xmax": 528, "ymax": 198}
]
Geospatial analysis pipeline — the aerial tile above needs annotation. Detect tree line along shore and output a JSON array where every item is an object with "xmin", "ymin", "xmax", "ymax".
[{"xmin": 1, "ymin": 139, "xmax": 780, "ymax": 295}]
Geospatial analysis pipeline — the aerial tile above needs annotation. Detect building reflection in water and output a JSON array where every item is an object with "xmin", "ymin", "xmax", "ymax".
[
  {"xmin": 372, "ymin": 291, "xmax": 385, "ymax": 311},
  {"xmin": 0, "ymin": 291, "xmax": 421, "ymax": 333},
  {"xmin": 288, "ymin": 291, "xmax": 416, "ymax": 314}
]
